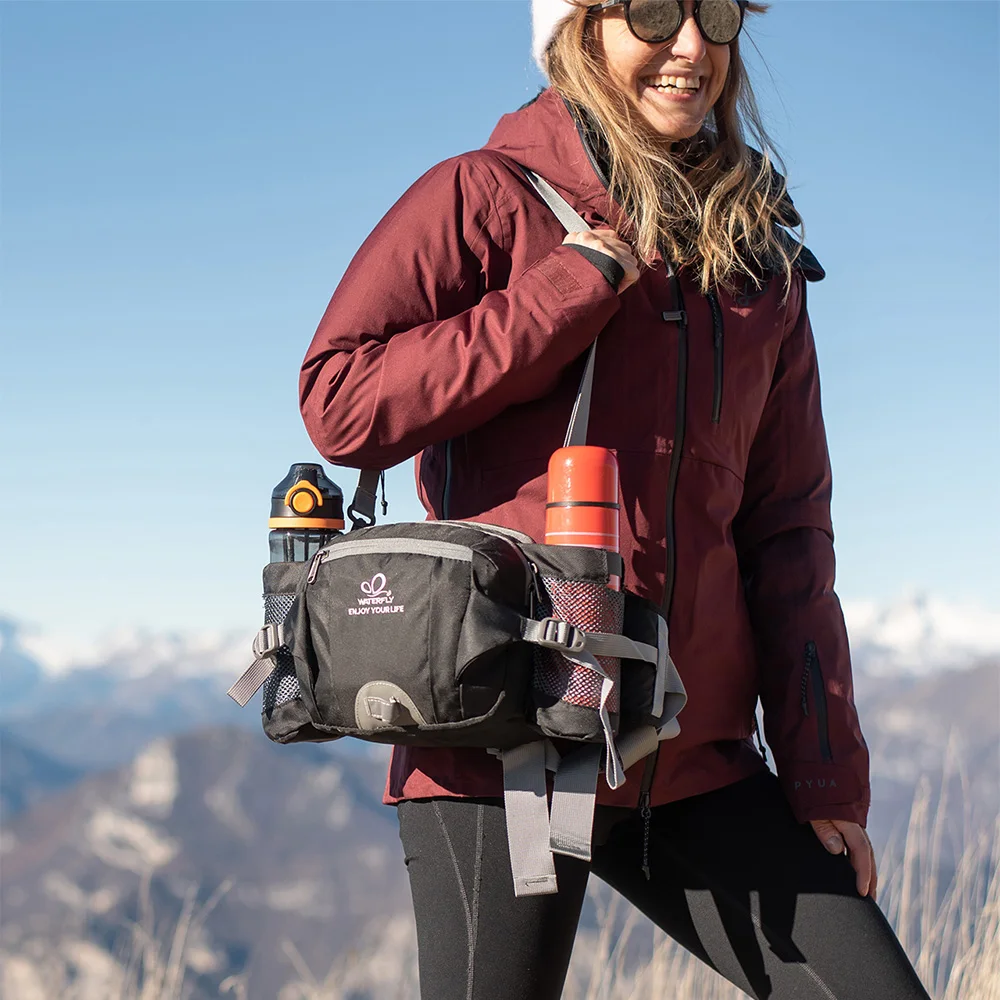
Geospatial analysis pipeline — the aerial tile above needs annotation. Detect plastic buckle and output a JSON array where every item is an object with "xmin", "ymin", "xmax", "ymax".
[
  {"xmin": 347, "ymin": 490, "xmax": 378, "ymax": 532},
  {"xmin": 536, "ymin": 617, "xmax": 586, "ymax": 653},
  {"xmin": 252, "ymin": 624, "xmax": 280, "ymax": 658}
]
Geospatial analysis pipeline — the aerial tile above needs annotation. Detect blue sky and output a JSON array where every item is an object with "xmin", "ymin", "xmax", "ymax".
[{"xmin": 2, "ymin": 1, "xmax": 998, "ymax": 639}]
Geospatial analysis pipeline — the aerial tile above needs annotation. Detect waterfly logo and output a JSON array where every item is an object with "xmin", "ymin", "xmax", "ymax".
[
  {"xmin": 348, "ymin": 573, "xmax": 405, "ymax": 617},
  {"xmin": 360, "ymin": 574, "xmax": 390, "ymax": 599}
]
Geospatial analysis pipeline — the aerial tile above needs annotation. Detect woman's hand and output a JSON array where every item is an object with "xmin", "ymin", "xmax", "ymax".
[
  {"xmin": 810, "ymin": 818, "xmax": 878, "ymax": 900},
  {"xmin": 563, "ymin": 228, "xmax": 640, "ymax": 292}
]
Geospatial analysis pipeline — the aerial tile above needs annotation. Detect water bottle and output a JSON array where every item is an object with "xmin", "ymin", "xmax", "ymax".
[
  {"xmin": 544, "ymin": 446, "xmax": 620, "ymax": 590},
  {"xmin": 540, "ymin": 445, "xmax": 623, "ymax": 719},
  {"xmin": 268, "ymin": 463, "xmax": 344, "ymax": 563}
]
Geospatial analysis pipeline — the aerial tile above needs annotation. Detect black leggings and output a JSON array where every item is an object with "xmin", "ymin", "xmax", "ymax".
[{"xmin": 397, "ymin": 772, "xmax": 931, "ymax": 1000}]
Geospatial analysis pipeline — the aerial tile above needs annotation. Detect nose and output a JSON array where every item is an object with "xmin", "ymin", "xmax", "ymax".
[{"xmin": 668, "ymin": 6, "xmax": 707, "ymax": 63}]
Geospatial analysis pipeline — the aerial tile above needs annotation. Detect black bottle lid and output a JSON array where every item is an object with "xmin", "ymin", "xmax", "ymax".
[{"xmin": 268, "ymin": 463, "xmax": 344, "ymax": 530}]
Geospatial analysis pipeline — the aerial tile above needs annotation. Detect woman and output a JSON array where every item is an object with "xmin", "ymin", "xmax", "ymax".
[{"xmin": 300, "ymin": 2, "xmax": 930, "ymax": 996}]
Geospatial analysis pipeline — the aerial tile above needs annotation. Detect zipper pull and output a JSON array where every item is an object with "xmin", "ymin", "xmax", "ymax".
[
  {"xmin": 306, "ymin": 549, "xmax": 327, "ymax": 585},
  {"xmin": 639, "ymin": 791, "xmax": 652, "ymax": 881}
]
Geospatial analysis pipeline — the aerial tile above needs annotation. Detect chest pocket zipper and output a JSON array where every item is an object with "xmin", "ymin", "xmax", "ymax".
[{"xmin": 707, "ymin": 290, "xmax": 724, "ymax": 425}]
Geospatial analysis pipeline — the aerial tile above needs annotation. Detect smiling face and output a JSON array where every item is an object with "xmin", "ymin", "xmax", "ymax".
[{"xmin": 594, "ymin": 1, "xmax": 732, "ymax": 141}]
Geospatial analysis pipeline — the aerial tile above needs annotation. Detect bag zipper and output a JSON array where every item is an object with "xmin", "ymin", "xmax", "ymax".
[
  {"xmin": 707, "ymin": 290, "xmax": 724, "ymax": 424},
  {"xmin": 803, "ymin": 640, "xmax": 833, "ymax": 763},
  {"xmin": 306, "ymin": 537, "xmax": 475, "ymax": 583}
]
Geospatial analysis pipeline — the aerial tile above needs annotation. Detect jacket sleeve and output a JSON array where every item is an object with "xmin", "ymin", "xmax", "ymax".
[
  {"xmin": 734, "ymin": 273, "xmax": 870, "ymax": 826},
  {"xmin": 299, "ymin": 155, "xmax": 621, "ymax": 470}
]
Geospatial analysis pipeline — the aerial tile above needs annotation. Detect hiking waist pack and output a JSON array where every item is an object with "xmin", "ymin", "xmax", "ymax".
[{"xmin": 227, "ymin": 168, "xmax": 687, "ymax": 897}]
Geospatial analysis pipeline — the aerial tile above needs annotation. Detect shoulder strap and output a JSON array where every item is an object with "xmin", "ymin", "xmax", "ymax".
[
  {"xmin": 349, "ymin": 165, "xmax": 599, "ymax": 526},
  {"xmin": 517, "ymin": 167, "xmax": 597, "ymax": 450}
]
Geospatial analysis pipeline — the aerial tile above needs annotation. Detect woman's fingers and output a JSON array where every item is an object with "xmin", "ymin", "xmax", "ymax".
[
  {"xmin": 810, "ymin": 819, "xmax": 878, "ymax": 900},
  {"xmin": 563, "ymin": 229, "xmax": 640, "ymax": 292}
]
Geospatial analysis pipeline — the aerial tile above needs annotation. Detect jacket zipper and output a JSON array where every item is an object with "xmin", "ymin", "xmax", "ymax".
[
  {"xmin": 707, "ymin": 290, "xmax": 724, "ymax": 424},
  {"xmin": 442, "ymin": 439, "xmax": 453, "ymax": 520},
  {"xmin": 803, "ymin": 641, "xmax": 833, "ymax": 763},
  {"xmin": 660, "ymin": 259, "xmax": 688, "ymax": 620},
  {"xmin": 638, "ymin": 257, "xmax": 690, "ymax": 868}
]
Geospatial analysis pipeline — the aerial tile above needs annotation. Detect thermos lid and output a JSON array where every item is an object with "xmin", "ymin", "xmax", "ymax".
[
  {"xmin": 269, "ymin": 463, "xmax": 345, "ymax": 530},
  {"xmin": 546, "ymin": 446, "xmax": 619, "ymax": 507}
]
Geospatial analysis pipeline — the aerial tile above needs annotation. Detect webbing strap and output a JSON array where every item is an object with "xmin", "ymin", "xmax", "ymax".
[
  {"xmin": 227, "ymin": 656, "xmax": 275, "ymax": 707},
  {"xmin": 581, "ymin": 631, "xmax": 659, "ymax": 664},
  {"xmin": 549, "ymin": 744, "xmax": 602, "ymax": 861},
  {"xmin": 561, "ymin": 647, "xmax": 625, "ymax": 790},
  {"xmin": 652, "ymin": 615, "xmax": 670, "ymax": 718},
  {"xmin": 616, "ymin": 725, "xmax": 660, "ymax": 773},
  {"xmin": 518, "ymin": 618, "xmax": 659, "ymax": 665},
  {"xmin": 502, "ymin": 743, "xmax": 559, "ymax": 897},
  {"xmin": 227, "ymin": 622, "xmax": 291, "ymax": 706},
  {"xmin": 519, "ymin": 167, "xmax": 598, "ymax": 451}
]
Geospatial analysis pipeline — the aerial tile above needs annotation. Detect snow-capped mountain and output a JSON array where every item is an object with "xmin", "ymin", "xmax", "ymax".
[
  {"xmin": 0, "ymin": 617, "xmax": 256, "ymax": 769},
  {"xmin": 0, "ymin": 593, "xmax": 995, "ymax": 769},
  {"xmin": 842, "ymin": 593, "xmax": 1000, "ymax": 676},
  {"xmin": 8, "ymin": 620, "xmax": 248, "ymax": 680},
  {"xmin": 6, "ymin": 592, "xmax": 997, "ymax": 684}
]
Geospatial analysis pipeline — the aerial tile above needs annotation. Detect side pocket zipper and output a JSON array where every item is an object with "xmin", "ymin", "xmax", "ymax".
[{"xmin": 803, "ymin": 641, "xmax": 833, "ymax": 763}]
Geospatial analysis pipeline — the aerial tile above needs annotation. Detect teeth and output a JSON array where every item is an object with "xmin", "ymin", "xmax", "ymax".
[{"xmin": 643, "ymin": 75, "xmax": 700, "ymax": 90}]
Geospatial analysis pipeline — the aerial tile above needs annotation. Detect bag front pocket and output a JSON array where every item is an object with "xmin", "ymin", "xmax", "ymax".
[{"xmin": 300, "ymin": 540, "xmax": 475, "ymax": 730}]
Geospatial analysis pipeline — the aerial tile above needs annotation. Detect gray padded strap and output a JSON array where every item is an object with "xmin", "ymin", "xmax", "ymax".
[
  {"xmin": 519, "ymin": 166, "xmax": 598, "ymax": 449},
  {"xmin": 502, "ymin": 742, "xmax": 559, "ymax": 897},
  {"xmin": 549, "ymin": 744, "xmax": 602, "ymax": 862}
]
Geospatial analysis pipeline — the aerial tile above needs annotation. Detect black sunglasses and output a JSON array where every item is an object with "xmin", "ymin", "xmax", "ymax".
[{"xmin": 588, "ymin": 0, "xmax": 747, "ymax": 46}]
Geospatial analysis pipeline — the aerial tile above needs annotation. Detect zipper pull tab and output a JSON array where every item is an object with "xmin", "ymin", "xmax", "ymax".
[
  {"xmin": 306, "ymin": 549, "xmax": 327, "ymax": 585},
  {"xmin": 639, "ymin": 791, "xmax": 652, "ymax": 881}
]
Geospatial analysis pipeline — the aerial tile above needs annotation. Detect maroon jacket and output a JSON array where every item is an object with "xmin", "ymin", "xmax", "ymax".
[{"xmin": 300, "ymin": 87, "xmax": 870, "ymax": 826}]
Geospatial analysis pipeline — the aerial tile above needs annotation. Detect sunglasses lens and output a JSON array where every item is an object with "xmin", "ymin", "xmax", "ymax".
[
  {"xmin": 628, "ymin": 0, "xmax": 684, "ymax": 42},
  {"xmin": 698, "ymin": 0, "xmax": 743, "ymax": 44}
]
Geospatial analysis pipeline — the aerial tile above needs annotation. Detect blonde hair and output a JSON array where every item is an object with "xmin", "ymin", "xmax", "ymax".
[{"xmin": 545, "ymin": 1, "xmax": 803, "ymax": 296}]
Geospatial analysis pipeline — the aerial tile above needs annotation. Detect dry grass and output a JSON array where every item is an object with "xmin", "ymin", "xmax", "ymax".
[
  {"xmin": 6, "ymin": 779, "xmax": 995, "ymax": 999},
  {"xmin": 115, "ymin": 875, "xmax": 232, "ymax": 1000},
  {"xmin": 560, "ymin": 791, "xmax": 1000, "ymax": 1000}
]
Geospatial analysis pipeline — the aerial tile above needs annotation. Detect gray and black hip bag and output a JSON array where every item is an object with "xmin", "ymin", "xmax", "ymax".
[{"xmin": 228, "ymin": 168, "xmax": 687, "ymax": 897}]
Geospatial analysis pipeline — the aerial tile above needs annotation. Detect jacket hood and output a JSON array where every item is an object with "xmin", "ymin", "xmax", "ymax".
[{"xmin": 485, "ymin": 88, "xmax": 621, "ymax": 227}]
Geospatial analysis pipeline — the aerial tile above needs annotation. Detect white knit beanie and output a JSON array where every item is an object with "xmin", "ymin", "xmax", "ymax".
[{"xmin": 532, "ymin": 0, "xmax": 579, "ymax": 74}]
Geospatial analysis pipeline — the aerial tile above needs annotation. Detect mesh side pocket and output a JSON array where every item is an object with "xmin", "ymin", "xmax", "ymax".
[
  {"xmin": 262, "ymin": 592, "xmax": 299, "ymax": 712},
  {"xmin": 533, "ymin": 577, "xmax": 624, "ymax": 713}
]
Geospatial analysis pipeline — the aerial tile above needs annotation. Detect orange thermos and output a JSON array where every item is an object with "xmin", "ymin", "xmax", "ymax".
[
  {"xmin": 544, "ymin": 446, "xmax": 620, "ymax": 590},
  {"xmin": 539, "ymin": 444, "xmax": 623, "ymax": 721}
]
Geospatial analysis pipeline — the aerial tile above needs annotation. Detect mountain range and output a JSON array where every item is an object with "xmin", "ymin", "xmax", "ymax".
[{"xmin": 0, "ymin": 596, "xmax": 996, "ymax": 997}]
